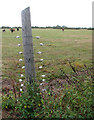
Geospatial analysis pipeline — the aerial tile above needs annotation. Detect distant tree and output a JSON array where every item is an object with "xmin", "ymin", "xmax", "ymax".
[
  {"xmin": 53, "ymin": 25, "xmax": 62, "ymax": 29},
  {"xmin": 56, "ymin": 25, "xmax": 62, "ymax": 29},
  {"xmin": 46, "ymin": 26, "xmax": 52, "ymax": 28},
  {"xmin": 87, "ymin": 27, "xmax": 94, "ymax": 30},
  {"xmin": 32, "ymin": 26, "xmax": 39, "ymax": 28},
  {"xmin": 62, "ymin": 25, "xmax": 67, "ymax": 28},
  {"xmin": 1, "ymin": 26, "xmax": 11, "ymax": 29}
]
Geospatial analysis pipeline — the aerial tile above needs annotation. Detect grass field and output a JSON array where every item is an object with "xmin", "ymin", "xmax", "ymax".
[
  {"xmin": 2, "ymin": 29, "xmax": 93, "ymax": 118},
  {"xmin": 2, "ymin": 29, "xmax": 92, "ymax": 81},
  {"xmin": 2, "ymin": 29, "xmax": 92, "ymax": 73}
]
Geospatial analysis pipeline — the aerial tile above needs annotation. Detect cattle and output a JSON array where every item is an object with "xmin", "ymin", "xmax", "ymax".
[
  {"xmin": 13, "ymin": 28, "xmax": 15, "ymax": 31},
  {"xmin": 17, "ymin": 27, "xmax": 19, "ymax": 31},
  {"xmin": 62, "ymin": 28, "xmax": 64, "ymax": 31},
  {"xmin": 10, "ymin": 28, "xmax": 15, "ymax": 33},
  {"xmin": 10, "ymin": 28, "xmax": 12, "ymax": 32},
  {"xmin": 2, "ymin": 29, "xmax": 6, "ymax": 32}
]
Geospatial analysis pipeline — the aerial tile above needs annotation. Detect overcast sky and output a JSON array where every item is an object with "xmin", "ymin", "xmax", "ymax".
[{"xmin": 0, "ymin": 0, "xmax": 93, "ymax": 28}]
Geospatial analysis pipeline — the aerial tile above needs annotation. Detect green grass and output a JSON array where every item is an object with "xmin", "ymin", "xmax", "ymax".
[
  {"xmin": 2, "ymin": 28, "xmax": 93, "ymax": 119},
  {"xmin": 2, "ymin": 29, "xmax": 92, "ymax": 70},
  {"xmin": 2, "ymin": 28, "xmax": 92, "ymax": 88},
  {"xmin": 32, "ymin": 29, "xmax": 92, "ymax": 77}
]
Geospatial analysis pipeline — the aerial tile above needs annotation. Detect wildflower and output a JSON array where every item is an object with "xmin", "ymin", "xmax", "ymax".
[
  {"xmin": 40, "ymin": 92, "xmax": 42, "ymax": 95},
  {"xmin": 17, "ymin": 44, "xmax": 21, "ymax": 47},
  {"xmin": 21, "ymin": 84, "xmax": 24, "ymax": 87},
  {"xmin": 20, "ymin": 88, "xmax": 22, "ymax": 91},
  {"xmin": 19, "ymin": 79, "xmax": 22, "ymax": 82},
  {"xmin": 42, "ymin": 89, "xmax": 46, "ymax": 92},
  {"xmin": 16, "ymin": 36, "xmax": 20, "ymax": 38},
  {"xmin": 28, "ymin": 106, "xmax": 30, "ymax": 108},
  {"xmin": 24, "ymin": 106, "xmax": 27, "ymax": 108},
  {"xmin": 19, "ymin": 59, "xmax": 23, "ymax": 62},
  {"xmin": 42, "ymin": 79, "xmax": 45, "ymax": 82},
  {"xmin": 21, "ymin": 74, "xmax": 24, "ymax": 77},
  {"xmin": 19, "ymin": 52, "xmax": 23, "ymax": 54},
  {"xmin": 40, "ymin": 59, "xmax": 43, "ymax": 62},
  {"xmin": 40, "ymin": 83, "xmax": 43, "ymax": 86},
  {"xmin": 38, "ymin": 104, "xmax": 41, "ymax": 107},
  {"xmin": 22, "ymin": 66, "xmax": 25, "ymax": 69},
  {"xmin": 59, "ymin": 81, "xmax": 61, "ymax": 83},
  {"xmin": 41, "ymin": 75, "xmax": 45, "ymax": 78},
  {"xmin": 40, "ymin": 43, "xmax": 43, "ymax": 46},
  {"xmin": 36, "ymin": 36, "xmax": 40, "ymax": 39},
  {"xmin": 37, "ymin": 51, "xmax": 42, "ymax": 54},
  {"xmin": 39, "ymin": 66, "xmax": 42, "ymax": 69},
  {"xmin": 5, "ymin": 106, "xmax": 8, "ymax": 109}
]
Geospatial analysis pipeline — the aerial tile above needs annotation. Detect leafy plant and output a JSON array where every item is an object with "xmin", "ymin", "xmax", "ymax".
[
  {"xmin": 2, "ymin": 91, "xmax": 16, "ymax": 109},
  {"xmin": 16, "ymin": 81, "xmax": 43, "ymax": 118}
]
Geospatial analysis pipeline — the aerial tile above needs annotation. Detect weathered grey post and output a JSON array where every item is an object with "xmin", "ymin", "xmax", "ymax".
[
  {"xmin": 92, "ymin": 2, "xmax": 94, "ymax": 65},
  {"xmin": 21, "ymin": 7, "xmax": 36, "ymax": 84}
]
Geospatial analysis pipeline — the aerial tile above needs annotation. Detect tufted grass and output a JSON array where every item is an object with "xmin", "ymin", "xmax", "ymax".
[{"xmin": 2, "ymin": 28, "xmax": 93, "ymax": 118}]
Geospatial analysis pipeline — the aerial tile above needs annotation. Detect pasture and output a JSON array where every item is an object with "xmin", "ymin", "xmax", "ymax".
[
  {"xmin": 2, "ymin": 28, "xmax": 93, "ymax": 118},
  {"xmin": 2, "ymin": 29, "xmax": 92, "ymax": 76}
]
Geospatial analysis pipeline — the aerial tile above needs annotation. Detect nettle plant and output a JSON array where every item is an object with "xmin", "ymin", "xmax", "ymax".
[
  {"xmin": 15, "ymin": 81, "xmax": 43, "ymax": 118},
  {"xmin": 2, "ymin": 91, "xmax": 16, "ymax": 110}
]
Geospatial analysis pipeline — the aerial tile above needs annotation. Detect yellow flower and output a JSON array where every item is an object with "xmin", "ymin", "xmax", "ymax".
[
  {"xmin": 28, "ymin": 106, "xmax": 30, "ymax": 108},
  {"xmin": 24, "ymin": 106, "xmax": 27, "ymax": 108},
  {"xmin": 38, "ymin": 104, "xmax": 41, "ymax": 107},
  {"xmin": 40, "ymin": 92, "xmax": 42, "ymax": 95},
  {"xmin": 5, "ymin": 106, "xmax": 7, "ymax": 109}
]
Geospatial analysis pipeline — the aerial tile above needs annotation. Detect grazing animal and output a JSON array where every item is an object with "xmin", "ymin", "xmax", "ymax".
[
  {"xmin": 10, "ymin": 28, "xmax": 15, "ymax": 33},
  {"xmin": 17, "ymin": 27, "xmax": 19, "ymax": 31},
  {"xmin": 13, "ymin": 28, "xmax": 15, "ymax": 31},
  {"xmin": 62, "ymin": 28, "xmax": 64, "ymax": 31},
  {"xmin": 11, "ymin": 28, "xmax": 13, "ymax": 33},
  {"xmin": 2, "ymin": 29, "xmax": 6, "ymax": 32}
]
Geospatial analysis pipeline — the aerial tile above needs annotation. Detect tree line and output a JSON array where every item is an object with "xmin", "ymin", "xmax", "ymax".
[{"xmin": 1, "ymin": 25, "xmax": 94, "ymax": 30}]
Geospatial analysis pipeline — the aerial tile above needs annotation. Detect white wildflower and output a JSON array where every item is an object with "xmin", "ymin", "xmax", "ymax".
[
  {"xmin": 22, "ymin": 66, "xmax": 25, "ymax": 69},
  {"xmin": 40, "ymin": 83, "xmax": 43, "ymax": 86},
  {"xmin": 36, "ymin": 36, "xmax": 40, "ymax": 39},
  {"xmin": 42, "ymin": 89, "xmax": 46, "ymax": 92},
  {"xmin": 16, "ymin": 36, "xmax": 20, "ymax": 38},
  {"xmin": 18, "ymin": 44, "xmax": 21, "ymax": 47},
  {"xmin": 21, "ymin": 84, "xmax": 24, "ymax": 87},
  {"xmin": 19, "ymin": 52, "xmax": 23, "ymax": 54},
  {"xmin": 40, "ymin": 59, "xmax": 43, "ymax": 62},
  {"xmin": 40, "ymin": 43, "xmax": 43, "ymax": 46},
  {"xmin": 41, "ymin": 75, "xmax": 45, "ymax": 78},
  {"xmin": 20, "ymin": 88, "xmax": 22, "ymax": 91},
  {"xmin": 37, "ymin": 51, "xmax": 42, "ymax": 54},
  {"xmin": 19, "ymin": 79, "xmax": 22, "ymax": 82},
  {"xmin": 39, "ymin": 66, "xmax": 42, "ymax": 69},
  {"xmin": 21, "ymin": 74, "xmax": 24, "ymax": 77},
  {"xmin": 42, "ymin": 79, "xmax": 45, "ymax": 82},
  {"xmin": 19, "ymin": 59, "xmax": 23, "ymax": 62}
]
